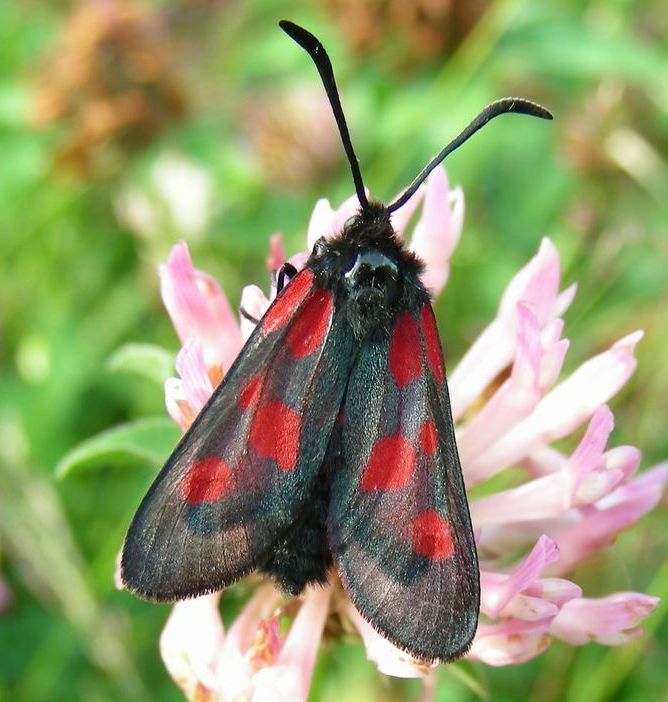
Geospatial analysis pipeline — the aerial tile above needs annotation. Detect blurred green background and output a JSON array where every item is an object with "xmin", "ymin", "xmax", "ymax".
[{"xmin": 1, "ymin": 0, "xmax": 667, "ymax": 700}]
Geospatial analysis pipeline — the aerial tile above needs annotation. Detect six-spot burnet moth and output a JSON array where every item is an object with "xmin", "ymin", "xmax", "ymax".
[{"xmin": 121, "ymin": 20, "xmax": 553, "ymax": 662}]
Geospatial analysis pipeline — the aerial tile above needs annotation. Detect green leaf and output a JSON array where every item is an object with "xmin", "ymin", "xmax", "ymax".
[
  {"xmin": 438, "ymin": 661, "xmax": 489, "ymax": 700},
  {"xmin": 107, "ymin": 343, "xmax": 175, "ymax": 384},
  {"xmin": 56, "ymin": 417, "xmax": 181, "ymax": 478}
]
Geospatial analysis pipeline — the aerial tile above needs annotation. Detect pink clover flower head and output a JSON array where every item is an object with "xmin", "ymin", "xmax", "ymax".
[
  {"xmin": 150, "ymin": 164, "xmax": 663, "ymax": 694},
  {"xmin": 160, "ymin": 585, "xmax": 330, "ymax": 702}
]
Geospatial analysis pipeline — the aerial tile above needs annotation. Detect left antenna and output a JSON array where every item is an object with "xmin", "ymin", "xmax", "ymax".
[{"xmin": 280, "ymin": 20, "xmax": 369, "ymax": 210}]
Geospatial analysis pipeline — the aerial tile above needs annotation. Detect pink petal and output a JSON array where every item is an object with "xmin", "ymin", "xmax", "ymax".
[
  {"xmin": 471, "ymin": 409, "xmax": 629, "ymax": 526},
  {"xmin": 175, "ymin": 339, "xmax": 215, "ymax": 415},
  {"xmin": 481, "ymin": 536, "xmax": 560, "ymax": 617},
  {"xmin": 541, "ymin": 317, "xmax": 564, "ymax": 347},
  {"xmin": 499, "ymin": 238, "xmax": 561, "ymax": 323},
  {"xmin": 500, "ymin": 594, "xmax": 559, "ymax": 621},
  {"xmin": 343, "ymin": 600, "xmax": 433, "ymax": 678},
  {"xmin": 554, "ymin": 283, "xmax": 577, "ymax": 317},
  {"xmin": 306, "ymin": 199, "xmax": 336, "ymax": 249},
  {"xmin": 266, "ymin": 233, "xmax": 286, "ymax": 272},
  {"xmin": 466, "ymin": 332, "xmax": 642, "ymax": 483},
  {"xmin": 469, "ymin": 619, "xmax": 552, "ymax": 666},
  {"xmin": 539, "ymin": 319, "xmax": 570, "ymax": 391},
  {"xmin": 390, "ymin": 182, "xmax": 426, "ymax": 238},
  {"xmin": 524, "ymin": 578, "xmax": 583, "ymax": 607},
  {"xmin": 449, "ymin": 238, "xmax": 562, "ymax": 421},
  {"xmin": 240, "ymin": 285, "xmax": 270, "ymax": 340},
  {"xmin": 219, "ymin": 584, "xmax": 283, "ymax": 665},
  {"xmin": 251, "ymin": 587, "xmax": 331, "ymax": 702},
  {"xmin": 409, "ymin": 167, "xmax": 464, "ymax": 297},
  {"xmin": 160, "ymin": 242, "xmax": 243, "ymax": 370},
  {"xmin": 307, "ymin": 192, "xmax": 369, "ymax": 250},
  {"xmin": 160, "ymin": 594, "xmax": 224, "ymax": 702},
  {"xmin": 603, "ymin": 445, "xmax": 641, "ymax": 483},
  {"xmin": 551, "ymin": 464, "xmax": 668, "ymax": 573},
  {"xmin": 471, "ymin": 471, "xmax": 567, "ymax": 526},
  {"xmin": 499, "ymin": 536, "xmax": 560, "ymax": 600},
  {"xmin": 164, "ymin": 377, "xmax": 196, "ymax": 430},
  {"xmin": 524, "ymin": 446, "xmax": 569, "ymax": 477},
  {"xmin": 567, "ymin": 405, "xmax": 615, "ymax": 502},
  {"xmin": 457, "ymin": 302, "xmax": 542, "ymax": 465},
  {"xmin": 216, "ymin": 584, "xmax": 283, "ymax": 699},
  {"xmin": 550, "ymin": 593, "xmax": 659, "ymax": 645}
]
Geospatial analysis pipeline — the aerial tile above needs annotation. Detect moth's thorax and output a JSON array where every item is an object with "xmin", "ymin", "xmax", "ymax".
[{"xmin": 307, "ymin": 201, "xmax": 428, "ymax": 341}]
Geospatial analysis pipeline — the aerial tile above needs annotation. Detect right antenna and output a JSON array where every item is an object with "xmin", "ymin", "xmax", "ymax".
[{"xmin": 387, "ymin": 98, "xmax": 553, "ymax": 213}]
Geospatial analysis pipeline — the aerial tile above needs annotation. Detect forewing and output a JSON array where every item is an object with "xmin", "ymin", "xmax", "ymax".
[
  {"xmin": 329, "ymin": 304, "xmax": 479, "ymax": 661},
  {"xmin": 122, "ymin": 269, "xmax": 355, "ymax": 600}
]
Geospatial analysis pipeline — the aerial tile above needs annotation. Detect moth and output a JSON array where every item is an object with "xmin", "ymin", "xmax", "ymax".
[{"xmin": 121, "ymin": 20, "xmax": 552, "ymax": 661}]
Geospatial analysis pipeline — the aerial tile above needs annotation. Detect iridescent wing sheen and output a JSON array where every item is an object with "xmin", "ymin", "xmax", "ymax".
[
  {"xmin": 122, "ymin": 269, "xmax": 356, "ymax": 600},
  {"xmin": 328, "ymin": 304, "xmax": 479, "ymax": 661}
]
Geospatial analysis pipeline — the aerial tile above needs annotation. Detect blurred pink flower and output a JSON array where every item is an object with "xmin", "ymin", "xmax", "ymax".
[{"xmin": 147, "ymin": 164, "xmax": 663, "ymax": 697}]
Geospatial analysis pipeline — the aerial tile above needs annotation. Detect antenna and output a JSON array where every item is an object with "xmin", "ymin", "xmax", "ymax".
[
  {"xmin": 280, "ymin": 20, "xmax": 369, "ymax": 210},
  {"xmin": 387, "ymin": 98, "xmax": 553, "ymax": 212}
]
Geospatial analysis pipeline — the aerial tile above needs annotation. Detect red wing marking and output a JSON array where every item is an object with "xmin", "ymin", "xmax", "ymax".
[
  {"xmin": 239, "ymin": 374, "xmax": 264, "ymax": 410},
  {"xmin": 262, "ymin": 270, "xmax": 315, "ymax": 334},
  {"xmin": 285, "ymin": 289, "xmax": 334, "ymax": 358},
  {"xmin": 419, "ymin": 420, "xmax": 438, "ymax": 456},
  {"xmin": 407, "ymin": 511, "xmax": 454, "ymax": 560},
  {"xmin": 420, "ymin": 305, "xmax": 445, "ymax": 383},
  {"xmin": 360, "ymin": 435, "xmax": 416, "ymax": 492},
  {"xmin": 389, "ymin": 312, "xmax": 423, "ymax": 388},
  {"xmin": 249, "ymin": 400, "xmax": 301, "ymax": 471},
  {"xmin": 180, "ymin": 456, "xmax": 235, "ymax": 504}
]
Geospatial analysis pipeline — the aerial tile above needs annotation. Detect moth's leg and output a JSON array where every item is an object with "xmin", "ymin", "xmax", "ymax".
[
  {"xmin": 241, "ymin": 262, "xmax": 298, "ymax": 324},
  {"xmin": 240, "ymin": 307, "xmax": 260, "ymax": 325},
  {"xmin": 276, "ymin": 262, "xmax": 298, "ymax": 293}
]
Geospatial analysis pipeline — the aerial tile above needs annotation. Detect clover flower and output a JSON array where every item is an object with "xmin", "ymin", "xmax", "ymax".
[{"xmin": 140, "ymin": 165, "xmax": 663, "ymax": 700}]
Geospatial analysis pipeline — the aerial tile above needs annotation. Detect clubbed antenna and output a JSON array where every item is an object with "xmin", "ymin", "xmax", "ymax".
[
  {"xmin": 387, "ymin": 98, "xmax": 553, "ymax": 212},
  {"xmin": 280, "ymin": 20, "xmax": 369, "ymax": 210}
]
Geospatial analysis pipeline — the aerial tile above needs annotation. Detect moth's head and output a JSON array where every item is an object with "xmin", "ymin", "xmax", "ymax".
[
  {"xmin": 344, "ymin": 248, "xmax": 399, "ymax": 298},
  {"xmin": 343, "ymin": 248, "xmax": 399, "ymax": 339}
]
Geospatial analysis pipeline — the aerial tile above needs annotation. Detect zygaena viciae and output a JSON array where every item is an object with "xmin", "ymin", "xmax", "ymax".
[{"xmin": 121, "ymin": 20, "xmax": 552, "ymax": 661}]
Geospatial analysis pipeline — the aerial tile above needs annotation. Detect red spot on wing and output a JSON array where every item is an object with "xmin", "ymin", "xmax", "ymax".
[
  {"xmin": 249, "ymin": 400, "xmax": 301, "ymax": 471},
  {"xmin": 420, "ymin": 420, "xmax": 438, "ymax": 456},
  {"xmin": 181, "ymin": 456, "xmax": 235, "ymax": 504},
  {"xmin": 239, "ymin": 374, "xmax": 263, "ymax": 410},
  {"xmin": 389, "ymin": 312, "xmax": 423, "ymax": 388},
  {"xmin": 262, "ymin": 270, "xmax": 314, "ymax": 334},
  {"xmin": 408, "ymin": 511, "xmax": 454, "ymax": 560},
  {"xmin": 285, "ymin": 289, "xmax": 333, "ymax": 358},
  {"xmin": 360, "ymin": 435, "xmax": 416, "ymax": 491},
  {"xmin": 420, "ymin": 305, "xmax": 445, "ymax": 383}
]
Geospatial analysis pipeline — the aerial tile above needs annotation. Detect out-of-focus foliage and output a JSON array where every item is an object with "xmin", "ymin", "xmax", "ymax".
[{"xmin": 0, "ymin": 0, "xmax": 666, "ymax": 700}]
